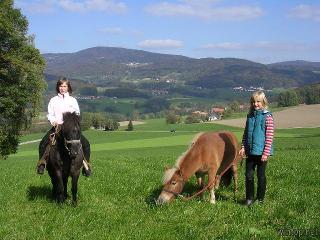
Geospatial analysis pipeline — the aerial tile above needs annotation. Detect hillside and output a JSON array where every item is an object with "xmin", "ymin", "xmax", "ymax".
[
  {"xmin": 213, "ymin": 104, "xmax": 320, "ymax": 129},
  {"xmin": 268, "ymin": 60, "xmax": 320, "ymax": 71},
  {"xmin": 43, "ymin": 47, "xmax": 320, "ymax": 89}
]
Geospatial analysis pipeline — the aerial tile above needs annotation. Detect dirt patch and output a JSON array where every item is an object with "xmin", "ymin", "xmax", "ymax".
[
  {"xmin": 118, "ymin": 121, "xmax": 145, "ymax": 127},
  {"xmin": 213, "ymin": 104, "xmax": 320, "ymax": 129}
]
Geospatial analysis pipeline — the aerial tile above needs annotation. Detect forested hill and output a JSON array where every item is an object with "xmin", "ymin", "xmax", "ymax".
[{"xmin": 43, "ymin": 47, "xmax": 320, "ymax": 89}]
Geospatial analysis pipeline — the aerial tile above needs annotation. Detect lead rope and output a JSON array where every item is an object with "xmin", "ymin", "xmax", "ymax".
[{"xmin": 180, "ymin": 158, "xmax": 238, "ymax": 201}]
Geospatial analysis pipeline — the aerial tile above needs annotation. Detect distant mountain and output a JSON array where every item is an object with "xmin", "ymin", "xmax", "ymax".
[
  {"xmin": 43, "ymin": 47, "xmax": 320, "ymax": 89},
  {"xmin": 268, "ymin": 60, "xmax": 320, "ymax": 71}
]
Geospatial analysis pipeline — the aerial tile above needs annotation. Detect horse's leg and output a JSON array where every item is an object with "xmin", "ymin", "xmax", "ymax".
[
  {"xmin": 63, "ymin": 174, "xmax": 68, "ymax": 199},
  {"xmin": 55, "ymin": 170, "xmax": 65, "ymax": 203},
  {"xmin": 49, "ymin": 174, "xmax": 57, "ymax": 200},
  {"xmin": 208, "ymin": 169, "xmax": 218, "ymax": 204},
  {"xmin": 195, "ymin": 172, "xmax": 205, "ymax": 199},
  {"xmin": 195, "ymin": 172, "xmax": 204, "ymax": 188},
  {"xmin": 232, "ymin": 164, "xmax": 238, "ymax": 200},
  {"xmin": 214, "ymin": 175, "xmax": 221, "ymax": 190},
  {"xmin": 71, "ymin": 172, "xmax": 80, "ymax": 203}
]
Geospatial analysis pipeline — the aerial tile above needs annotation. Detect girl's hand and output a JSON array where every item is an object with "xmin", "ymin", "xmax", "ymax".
[
  {"xmin": 261, "ymin": 155, "xmax": 268, "ymax": 161},
  {"xmin": 239, "ymin": 147, "xmax": 245, "ymax": 157}
]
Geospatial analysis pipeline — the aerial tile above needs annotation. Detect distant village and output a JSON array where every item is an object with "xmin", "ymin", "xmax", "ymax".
[{"xmin": 232, "ymin": 86, "xmax": 272, "ymax": 92}]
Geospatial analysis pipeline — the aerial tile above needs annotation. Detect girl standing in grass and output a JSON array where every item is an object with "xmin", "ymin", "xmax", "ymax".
[{"xmin": 239, "ymin": 90, "xmax": 274, "ymax": 206}]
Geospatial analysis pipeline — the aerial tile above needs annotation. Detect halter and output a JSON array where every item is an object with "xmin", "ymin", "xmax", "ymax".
[
  {"xmin": 162, "ymin": 188, "xmax": 185, "ymax": 198},
  {"xmin": 162, "ymin": 178, "xmax": 186, "ymax": 198},
  {"xmin": 64, "ymin": 138, "xmax": 81, "ymax": 154},
  {"xmin": 162, "ymin": 177, "xmax": 216, "ymax": 201}
]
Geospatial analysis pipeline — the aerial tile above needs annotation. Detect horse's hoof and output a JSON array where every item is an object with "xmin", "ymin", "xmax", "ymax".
[
  {"xmin": 210, "ymin": 200, "xmax": 216, "ymax": 204},
  {"xmin": 36, "ymin": 165, "xmax": 45, "ymax": 174}
]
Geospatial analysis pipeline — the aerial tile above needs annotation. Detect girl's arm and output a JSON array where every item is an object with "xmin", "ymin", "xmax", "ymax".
[
  {"xmin": 262, "ymin": 114, "xmax": 274, "ymax": 158},
  {"xmin": 74, "ymin": 98, "xmax": 80, "ymax": 115},
  {"xmin": 47, "ymin": 99, "xmax": 57, "ymax": 126}
]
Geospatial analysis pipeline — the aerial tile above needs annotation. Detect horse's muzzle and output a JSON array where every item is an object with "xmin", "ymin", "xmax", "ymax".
[{"xmin": 155, "ymin": 192, "xmax": 174, "ymax": 205}]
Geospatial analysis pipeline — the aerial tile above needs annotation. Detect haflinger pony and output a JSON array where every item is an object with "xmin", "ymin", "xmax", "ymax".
[
  {"xmin": 156, "ymin": 131, "xmax": 240, "ymax": 205},
  {"xmin": 46, "ymin": 112, "xmax": 84, "ymax": 203}
]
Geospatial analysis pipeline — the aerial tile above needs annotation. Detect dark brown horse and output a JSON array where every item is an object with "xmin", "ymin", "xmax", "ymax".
[
  {"xmin": 156, "ymin": 131, "xmax": 240, "ymax": 205},
  {"xmin": 46, "ymin": 112, "xmax": 84, "ymax": 203}
]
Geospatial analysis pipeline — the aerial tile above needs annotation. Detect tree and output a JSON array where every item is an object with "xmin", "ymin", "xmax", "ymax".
[
  {"xmin": 144, "ymin": 97, "xmax": 170, "ymax": 113},
  {"xmin": 166, "ymin": 111, "xmax": 180, "ymax": 124},
  {"xmin": 79, "ymin": 86, "xmax": 98, "ymax": 96},
  {"xmin": 185, "ymin": 114, "xmax": 201, "ymax": 124},
  {"xmin": 104, "ymin": 119, "xmax": 119, "ymax": 131},
  {"xmin": 127, "ymin": 120, "xmax": 133, "ymax": 131},
  {"xmin": 0, "ymin": 0, "xmax": 46, "ymax": 158},
  {"xmin": 278, "ymin": 90, "xmax": 299, "ymax": 107}
]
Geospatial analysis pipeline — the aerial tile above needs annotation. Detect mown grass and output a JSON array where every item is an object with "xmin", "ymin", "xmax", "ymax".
[{"xmin": 1, "ymin": 121, "xmax": 320, "ymax": 240}]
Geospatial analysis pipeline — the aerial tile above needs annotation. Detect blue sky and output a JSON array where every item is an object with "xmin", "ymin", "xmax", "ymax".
[{"xmin": 15, "ymin": 0, "xmax": 320, "ymax": 63}]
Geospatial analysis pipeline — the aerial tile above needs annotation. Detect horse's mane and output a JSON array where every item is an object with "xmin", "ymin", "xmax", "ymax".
[
  {"xmin": 62, "ymin": 112, "xmax": 80, "ymax": 128},
  {"xmin": 162, "ymin": 132, "xmax": 204, "ymax": 184}
]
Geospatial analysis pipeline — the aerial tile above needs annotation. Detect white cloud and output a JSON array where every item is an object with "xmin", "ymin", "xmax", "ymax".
[
  {"xmin": 145, "ymin": 1, "xmax": 263, "ymax": 21},
  {"xmin": 16, "ymin": 0, "xmax": 127, "ymax": 14},
  {"xmin": 58, "ymin": 0, "xmax": 127, "ymax": 13},
  {"xmin": 15, "ymin": 0, "xmax": 56, "ymax": 13},
  {"xmin": 288, "ymin": 4, "xmax": 320, "ymax": 21},
  {"xmin": 138, "ymin": 39, "xmax": 183, "ymax": 49}
]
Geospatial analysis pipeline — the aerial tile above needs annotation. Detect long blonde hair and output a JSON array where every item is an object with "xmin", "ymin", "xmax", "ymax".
[{"xmin": 249, "ymin": 90, "xmax": 269, "ymax": 114}]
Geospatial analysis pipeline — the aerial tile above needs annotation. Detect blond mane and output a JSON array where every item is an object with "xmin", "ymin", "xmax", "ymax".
[{"xmin": 162, "ymin": 132, "xmax": 204, "ymax": 184}]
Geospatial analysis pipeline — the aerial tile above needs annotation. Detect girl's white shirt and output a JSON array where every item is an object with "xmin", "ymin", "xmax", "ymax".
[{"xmin": 47, "ymin": 92, "xmax": 80, "ymax": 125}]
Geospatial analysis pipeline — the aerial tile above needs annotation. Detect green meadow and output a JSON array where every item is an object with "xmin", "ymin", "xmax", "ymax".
[{"xmin": 1, "ymin": 119, "xmax": 319, "ymax": 239}]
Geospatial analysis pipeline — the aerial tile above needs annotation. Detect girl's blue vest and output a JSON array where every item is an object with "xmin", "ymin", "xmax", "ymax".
[{"xmin": 246, "ymin": 110, "xmax": 273, "ymax": 156}]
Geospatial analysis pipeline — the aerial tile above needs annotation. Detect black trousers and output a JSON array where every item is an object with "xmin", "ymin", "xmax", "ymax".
[
  {"xmin": 39, "ymin": 127, "xmax": 90, "ymax": 162},
  {"xmin": 245, "ymin": 155, "xmax": 267, "ymax": 201}
]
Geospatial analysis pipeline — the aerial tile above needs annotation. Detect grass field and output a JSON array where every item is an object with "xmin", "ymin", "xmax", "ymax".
[{"xmin": 1, "ymin": 120, "xmax": 320, "ymax": 239}]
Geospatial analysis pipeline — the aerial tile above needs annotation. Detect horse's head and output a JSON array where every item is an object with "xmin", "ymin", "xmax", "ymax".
[
  {"xmin": 61, "ymin": 112, "xmax": 81, "ymax": 159},
  {"xmin": 156, "ymin": 167, "xmax": 185, "ymax": 205}
]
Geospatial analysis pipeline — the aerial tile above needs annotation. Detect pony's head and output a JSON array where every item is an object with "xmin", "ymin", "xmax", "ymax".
[
  {"xmin": 156, "ymin": 166, "xmax": 185, "ymax": 205},
  {"xmin": 61, "ymin": 112, "xmax": 81, "ymax": 159}
]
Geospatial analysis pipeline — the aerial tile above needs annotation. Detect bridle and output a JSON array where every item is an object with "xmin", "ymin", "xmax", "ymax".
[
  {"xmin": 162, "ymin": 178, "xmax": 186, "ymax": 198},
  {"xmin": 64, "ymin": 138, "xmax": 82, "ymax": 155}
]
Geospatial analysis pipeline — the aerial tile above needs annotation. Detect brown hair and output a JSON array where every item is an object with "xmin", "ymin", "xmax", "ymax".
[{"xmin": 56, "ymin": 77, "xmax": 72, "ymax": 94}]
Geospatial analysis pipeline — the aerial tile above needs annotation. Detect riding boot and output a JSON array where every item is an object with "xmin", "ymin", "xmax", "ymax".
[
  {"xmin": 36, "ymin": 129, "xmax": 53, "ymax": 175},
  {"xmin": 257, "ymin": 177, "xmax": 266, "ymax": 202}
]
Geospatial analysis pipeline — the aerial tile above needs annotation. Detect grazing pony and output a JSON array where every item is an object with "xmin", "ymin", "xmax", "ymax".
[
  {"xmin": 46, "ymin": 112, "xmax": 84, "ymax": 203},
  {"xmin": 156, "ymin": 131, "xmax": 240, "ymax": 205}
]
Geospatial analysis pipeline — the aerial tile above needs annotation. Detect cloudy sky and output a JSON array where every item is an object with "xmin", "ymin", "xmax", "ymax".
[{"xmin": 15, "ymin": 0, "xmax": 320, "ymax": 63}]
